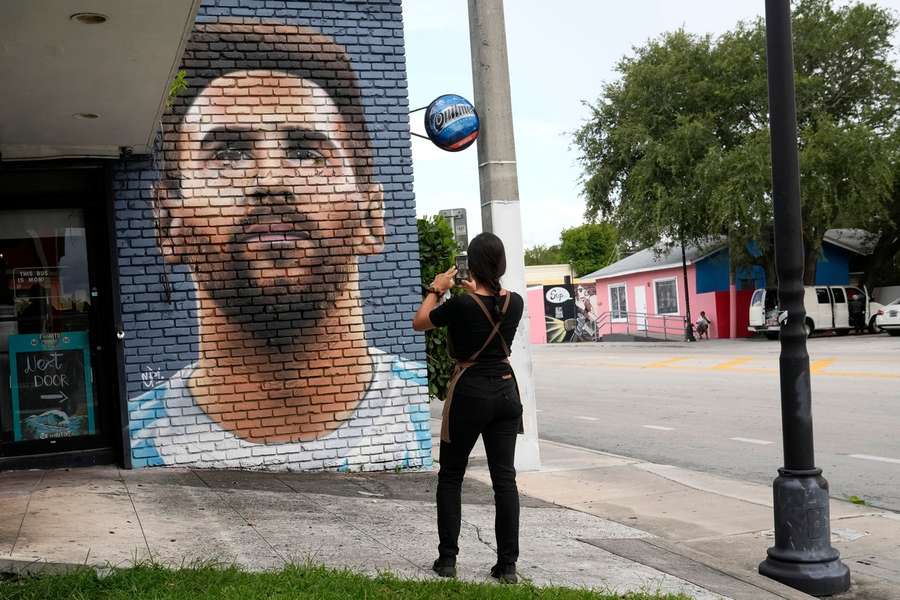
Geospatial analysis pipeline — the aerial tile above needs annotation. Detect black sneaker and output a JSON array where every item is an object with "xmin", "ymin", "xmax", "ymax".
[
  {"xmin": 432, "ymin": 558, "xmax": 457, "ymax": 578},
  {"xmin": 490, "ymin": 563, "xmax": 518, "ymax": 584}
]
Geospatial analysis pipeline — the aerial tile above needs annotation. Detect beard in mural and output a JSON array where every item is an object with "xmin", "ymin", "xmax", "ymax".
[{"xmin": 153, "ymin": 22, "xmax": 385, "ymax": 444}]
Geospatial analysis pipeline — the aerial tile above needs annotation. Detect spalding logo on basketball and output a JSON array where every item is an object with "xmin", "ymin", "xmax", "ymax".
[{"xmin": 424, "ymin": 94, "xmax": 480, "ymax": 152}]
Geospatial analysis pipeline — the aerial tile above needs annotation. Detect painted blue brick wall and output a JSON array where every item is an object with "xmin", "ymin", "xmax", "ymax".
[
  {"xmin": 695, "ymin": 242, "xmax": 852, "ymax": 292},
  {"xmin": 111, "ymin": 0, "xmax": 429, "ymax": 470},
  {"xmin": 694, "ymin": 248, "xmax": 730, "ymax": 294},
  {"xmin": 814, "ymin": 243, "xmax": 850, "ymax": 286}
]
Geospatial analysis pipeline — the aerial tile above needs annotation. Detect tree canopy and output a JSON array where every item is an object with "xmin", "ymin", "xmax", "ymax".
[
  {"xmin": 524, "ymin": 244, "xmax": 564, "ymax": 266},
  {"xmin": 574, "ymin": 0, "xmax": 899, "ymax": 285},
  {"xmin": 560, "ymin": 222, "xmax": 619, "ymax": 277}
]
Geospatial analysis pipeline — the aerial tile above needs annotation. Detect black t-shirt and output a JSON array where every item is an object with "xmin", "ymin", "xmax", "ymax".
[{"xmin": 429, "ymin": 292, "xmax": 524, "ymax": 375}]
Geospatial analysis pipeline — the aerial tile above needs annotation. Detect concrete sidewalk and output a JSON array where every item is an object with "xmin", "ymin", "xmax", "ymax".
[
  {"xmin": 0, "ymin": 457, "xmax": 720, "ymax": 598},
  {"xmin": 1, "ymin": 424, "xmax": 895, "ymax": 600},
  {"xmin": 456, "ymin": 422, "xmax": 899, "ymax": 600}
]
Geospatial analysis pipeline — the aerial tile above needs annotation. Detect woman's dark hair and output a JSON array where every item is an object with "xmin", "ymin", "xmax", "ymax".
[{"xmin": 467, "ymin": 232, "xmax": 507, "ymax": 319}]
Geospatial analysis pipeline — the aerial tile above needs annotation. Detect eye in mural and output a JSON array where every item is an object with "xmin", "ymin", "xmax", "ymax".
[{"xmin": 127, "ymin": 20, "xmax": 431, "ymax": 470}]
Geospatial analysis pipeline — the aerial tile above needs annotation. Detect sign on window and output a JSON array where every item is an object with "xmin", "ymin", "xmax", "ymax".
[{"xmin": 8, "ymin": 332, "xmax": 95, "ymax": 441}]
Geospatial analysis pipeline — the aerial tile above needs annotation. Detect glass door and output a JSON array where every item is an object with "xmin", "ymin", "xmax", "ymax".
[{"xmin": 0, "ymin": 208, "xmax": 105, "ymax": 455}]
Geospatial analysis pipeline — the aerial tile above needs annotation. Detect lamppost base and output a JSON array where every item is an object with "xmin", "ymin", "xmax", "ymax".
[
  {"xmin": 759, "ymin": 555, "xmax": 850, "ymax": 596},
  {"xmin": 759, "ymin": 469, "xmax": 851, "ymax": 596}
]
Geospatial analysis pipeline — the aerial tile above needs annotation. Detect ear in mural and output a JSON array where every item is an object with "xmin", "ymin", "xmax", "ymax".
[{"xmin": 125, "ymin": 18, "xmax": 431, "ymax": 471}]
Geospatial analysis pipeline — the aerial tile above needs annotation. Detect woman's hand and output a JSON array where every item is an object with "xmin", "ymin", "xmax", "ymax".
[
  {"xmin": 459, "ymin": 276, "xmax": 477, "ymax": 293},
  {"xmin": 430, "ymin": 266, "xmax": 457, "ymax": 294}
]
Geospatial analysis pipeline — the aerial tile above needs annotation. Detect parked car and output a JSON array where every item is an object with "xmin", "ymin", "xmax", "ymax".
[
  {"xmin": 875, "ymin": 298, "xmax": 900, "ymax": 336},
  {"xmin": 749, "ymin": 286, "xmax": 883, "ymax": 339}
]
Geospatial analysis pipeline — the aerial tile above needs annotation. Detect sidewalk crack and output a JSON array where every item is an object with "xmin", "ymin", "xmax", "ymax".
[
  {"xmin": 119, "ymin": 469, "xmax": 152, "ymax": 561},
  {"xmin": 9, "ymin": 471, "xmax": 45, "ymax": 557},
  {"xmin": 190, "ymin": 469, "xmax": 287, "ymax": 566},
  {"xmin": 275, "ymin": 475, "xmax": 426, "ymax": 574},
  {"xmin": 464, "ymin": 519, "xmax": 495, "ymax": 552}
]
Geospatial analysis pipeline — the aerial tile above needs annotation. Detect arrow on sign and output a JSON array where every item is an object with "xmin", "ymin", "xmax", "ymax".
[{"xmin": 40, "ymin": 391, "xmax": 69, "ymax": 402}]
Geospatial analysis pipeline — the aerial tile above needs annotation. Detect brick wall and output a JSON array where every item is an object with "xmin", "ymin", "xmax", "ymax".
[{"xmin": 113, "ymin": 0, "xmax": 430, "ymax": 471}]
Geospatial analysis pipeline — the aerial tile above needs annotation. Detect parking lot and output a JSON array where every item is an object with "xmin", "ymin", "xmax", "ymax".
[{"xmin": 532, "ymin": 334, "xmax": 900, "ymax": 512}]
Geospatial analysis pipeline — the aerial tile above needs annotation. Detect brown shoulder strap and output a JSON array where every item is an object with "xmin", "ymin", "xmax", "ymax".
[{"xmin": 467, "ymin": 291, "xmax": 512, "ymax": 360}]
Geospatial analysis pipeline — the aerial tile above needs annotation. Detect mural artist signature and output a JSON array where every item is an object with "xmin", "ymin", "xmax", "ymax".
[{"xmin": 141, "ymin": 365, "xmax": 162, "ymax": 389}]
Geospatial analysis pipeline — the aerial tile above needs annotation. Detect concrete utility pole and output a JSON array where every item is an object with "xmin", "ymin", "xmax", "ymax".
[{"xmin": 467, "ymin": 0, "xmax": 540, "ymax": 471}]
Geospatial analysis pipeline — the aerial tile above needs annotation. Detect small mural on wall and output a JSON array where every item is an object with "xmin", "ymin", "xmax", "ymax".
[
  {"xmin": 544, "ymin": 284, "xmax": 576, "ymax": 343},
  {"xmin": 119, "ymin": 7, "xmax": 431, "ymax": 471},
  {"xmin": 574, "ymin": 284, "xmax": 599, "ymax": 342}
]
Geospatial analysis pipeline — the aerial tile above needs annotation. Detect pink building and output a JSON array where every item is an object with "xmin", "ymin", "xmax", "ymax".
[
  {"xmin": 527, "ymin": 243, "xmax": 755, "ymax": 343},
  {"xmin": 527, "ymin": 286, "xmax": 547, "ymax": 344},
  {"xmin": 526, "ymin": 231, "xmax": 872, "ymax": 344}
]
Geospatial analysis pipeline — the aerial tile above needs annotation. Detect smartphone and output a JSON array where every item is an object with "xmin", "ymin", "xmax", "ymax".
[{"xmin": 454, "ymin": 254, "xmax": 469, "ymax": 285}]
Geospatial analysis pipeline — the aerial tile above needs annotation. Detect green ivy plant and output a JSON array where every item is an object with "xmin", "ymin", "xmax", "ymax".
[
  {"xmin": 166, "ymin": 69, "xmax": 188, "ymax": 108},
  {"xmin": 417, "ymin": 215, "xmax": 459, "ymax": 401}
]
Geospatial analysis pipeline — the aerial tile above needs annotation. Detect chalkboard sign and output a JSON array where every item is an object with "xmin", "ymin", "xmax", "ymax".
[{"xmin": 9, "ymin": 332, "xmax": 95, "ymax": 441}]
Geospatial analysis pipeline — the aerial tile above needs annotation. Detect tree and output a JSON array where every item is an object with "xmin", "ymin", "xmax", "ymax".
[
  {"xmin": 864, "ymin": 130, "xmax": 900, "ymax": 287},
  {"xmin": 575, "ymin": 0, "xmax": 898, "ymax": 285},
  {"xmin": 524, "ymin": 244, "xmax": 563, "ymax": 266},
  {"xmin": 559, "ymin": 223, "xmax": 619, "ymax": 277},
  {"xmin": 417, "ymin": 215, "xmax": 459, "ymax": 401}
]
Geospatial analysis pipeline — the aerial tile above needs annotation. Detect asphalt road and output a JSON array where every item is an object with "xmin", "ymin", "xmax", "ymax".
[{"xmin": 532, "ymin": 334, "xmax": 900, "ymax": 512}]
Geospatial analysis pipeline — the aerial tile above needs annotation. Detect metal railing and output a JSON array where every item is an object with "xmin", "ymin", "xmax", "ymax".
[{"xmin": 593, "ymin": 310, "xmax": 689, "ymax": 341}]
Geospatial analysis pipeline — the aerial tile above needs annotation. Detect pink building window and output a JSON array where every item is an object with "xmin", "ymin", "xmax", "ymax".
[
  {"xmin": 653, "ymin": 277, "xmax": 679, "ymax": 315},
  {"xmin": 609, "ymin": 283, "xmax": 627, "ymax": 321}
]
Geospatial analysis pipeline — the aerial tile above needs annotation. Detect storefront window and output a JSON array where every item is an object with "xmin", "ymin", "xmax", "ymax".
[{"xmin": 0, "ymin": 209, "xmax": 98, "ymax": 444}]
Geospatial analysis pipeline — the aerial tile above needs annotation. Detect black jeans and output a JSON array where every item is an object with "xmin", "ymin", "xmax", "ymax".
[{"xmin": 437, "ymin": 370, "xmax": 522, "ymax": 566}]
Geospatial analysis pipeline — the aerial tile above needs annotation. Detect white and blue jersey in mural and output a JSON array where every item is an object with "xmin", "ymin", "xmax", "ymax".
[{"xmin": 128, "ymin": 349, "xmax": 432, "ymax": 471}]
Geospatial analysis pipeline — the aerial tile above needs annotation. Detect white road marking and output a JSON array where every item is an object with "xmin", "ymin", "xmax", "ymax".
[
  {"xmin": 850, "ymin": 454, "xmax": 900, "ymax": 465},
  {"xmin": 574, "ymin": 416, "xmax": 599, "ymax": 421},
  {"xmin": 730, "ymin": 437, "xmax": 774, "ymax": 446},
  {"xmin": 643, "ymin": 425, "xmax": 674, "ymax": 431}
]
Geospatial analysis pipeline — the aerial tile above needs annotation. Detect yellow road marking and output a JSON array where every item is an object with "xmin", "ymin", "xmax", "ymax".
[
  {"xmin": 643, "ymin": 357, "xmax": 688, "ymax": 369},
  {"xmin": 712, "ymin": 357, "xmax": 753, "ymax": 371},
  {"xmin": 818, "ymin": 369, "xmax": 900, "ymax": 380},
  {"xmin": 810, "ymin": 359, "xmax": 835, "ymax": 374},
  {"xmin": 584, "ymin": 360, "xmax": 900, "ymax": 380}
]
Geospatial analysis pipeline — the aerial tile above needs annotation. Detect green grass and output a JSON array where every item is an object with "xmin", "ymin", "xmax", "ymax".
[{"xmin": 0, "ymin": 563, "xmax": 694, "ymax": 600}]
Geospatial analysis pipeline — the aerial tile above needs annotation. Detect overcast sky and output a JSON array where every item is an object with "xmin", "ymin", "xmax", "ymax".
[{"xmin": 402, "ymin": 0, "xmax": 900, "ymax": 249}]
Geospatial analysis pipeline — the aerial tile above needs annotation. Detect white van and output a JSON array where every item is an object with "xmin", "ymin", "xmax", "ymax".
[{"xmin": 748, "ymin": 286, "xmax": 883, "ymax": 339}]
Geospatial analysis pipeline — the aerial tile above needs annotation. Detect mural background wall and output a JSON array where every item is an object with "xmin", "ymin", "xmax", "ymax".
[{"xmin": 113, "ymin": 0, "xmax": 430, "ymax": 471}]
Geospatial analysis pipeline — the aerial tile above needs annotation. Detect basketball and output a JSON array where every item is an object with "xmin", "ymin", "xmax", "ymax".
[{"xmin": 424, "ymin": 94, "xmax": 480, "ymax": 152}]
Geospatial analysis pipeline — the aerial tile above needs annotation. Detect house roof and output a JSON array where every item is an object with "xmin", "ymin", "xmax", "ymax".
[
  {"xmin": 580, "ymin": 228, "xmax": 877, "ymax": 282},
  {"xmin": 579, "ymin": 239, "xmax": 726, "ymax": 281},
  {"xmin": 823, "ymin": 229, "xmax": 878, "ymax": 256}
]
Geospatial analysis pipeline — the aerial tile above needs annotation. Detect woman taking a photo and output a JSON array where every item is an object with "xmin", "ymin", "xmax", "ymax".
[{"xmin": 412, "ymin": 232, "xmax": 525, "ymax": 584}]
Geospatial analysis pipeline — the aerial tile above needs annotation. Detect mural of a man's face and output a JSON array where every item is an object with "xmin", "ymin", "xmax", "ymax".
[
  {"xmin": 156, "ymin": 26, "xmax": 384, "ymax": 329},
  {"xmin": 149, "ymin": 24, "xmax": 387, "ymax": 443},
  {"xmin": 157, "ymin": 25, "xmax": 383, "ymax": 330}
]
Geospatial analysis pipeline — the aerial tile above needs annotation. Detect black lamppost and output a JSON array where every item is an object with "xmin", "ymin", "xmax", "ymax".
[{"xmin": 758, "ymin": 1, "xmax": 850, "ymax": 595}]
